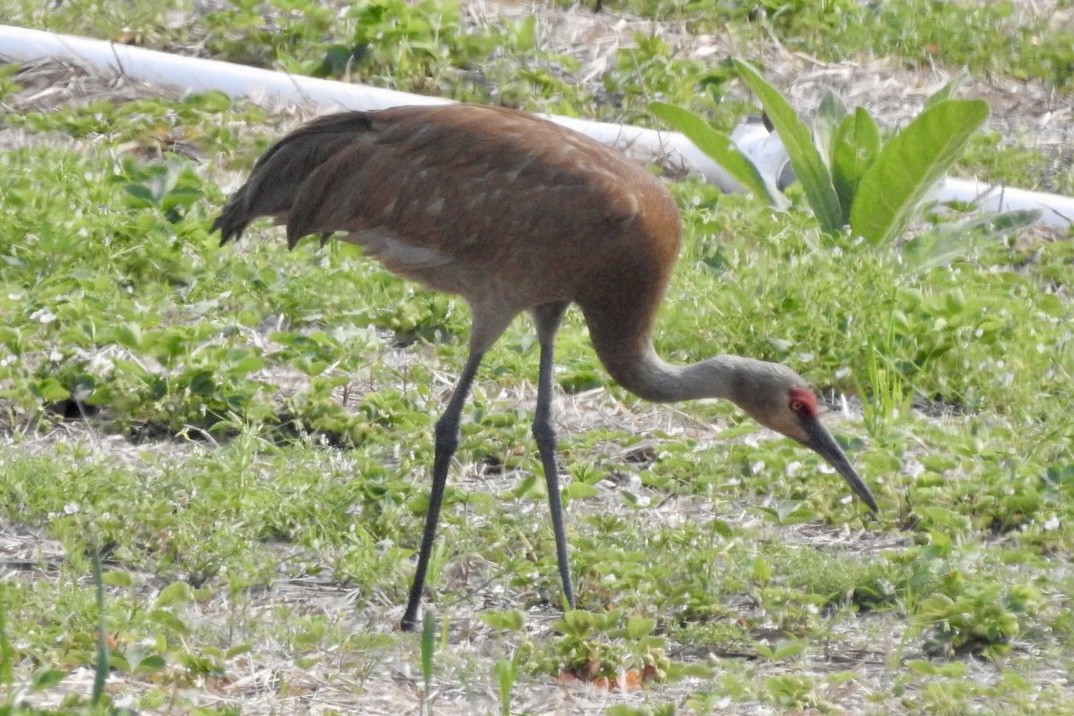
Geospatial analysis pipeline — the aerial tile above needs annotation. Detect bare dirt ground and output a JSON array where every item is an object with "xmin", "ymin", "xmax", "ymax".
[{"xmin": 3, "ymin": 0, "xmax": 1073, "ymax": 713}]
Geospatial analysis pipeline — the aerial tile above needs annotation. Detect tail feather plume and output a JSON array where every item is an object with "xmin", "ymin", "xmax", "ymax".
[{"xmin": 211, "ymin": 112, "xmax": 376, "ymax": 246}]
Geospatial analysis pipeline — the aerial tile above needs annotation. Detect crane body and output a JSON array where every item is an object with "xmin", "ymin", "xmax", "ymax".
[{"xmin": 213, "ymin": 103, "xmax": 877, "ymax": 631}]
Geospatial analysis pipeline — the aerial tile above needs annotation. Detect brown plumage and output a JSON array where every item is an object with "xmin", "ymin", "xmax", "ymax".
[{"xmin": 213, "ymin": 103, "xmax": 877, "ymax": 631}]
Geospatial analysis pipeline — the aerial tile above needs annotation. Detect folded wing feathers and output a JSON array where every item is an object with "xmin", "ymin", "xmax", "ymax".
[{"xmin": 212, "ymin": 112, "xmax": 376, "ymax": 246}]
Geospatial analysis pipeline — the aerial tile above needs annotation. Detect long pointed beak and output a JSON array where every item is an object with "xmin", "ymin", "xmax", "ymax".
[{"xmin": 800, "ymin": 416, "xmax": 878, "ymax": 513}]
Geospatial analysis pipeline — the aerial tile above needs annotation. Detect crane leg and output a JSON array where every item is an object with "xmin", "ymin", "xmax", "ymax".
[
  {"xmin": 531, "ymin": 302, "xmax": 575, "ymax": 611},
  {"xmin": 401, "ymin": 349, "xmax": 484, "ymax": 632}
]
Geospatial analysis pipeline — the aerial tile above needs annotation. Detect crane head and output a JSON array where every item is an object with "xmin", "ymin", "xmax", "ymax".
[{"xmin": 736, "ymin": 366, "xmax": 878, "ymax": 513}]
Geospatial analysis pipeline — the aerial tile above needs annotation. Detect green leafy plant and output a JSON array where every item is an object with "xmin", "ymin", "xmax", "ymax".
[
  {"xmin": 420, "ymin": 608, "xmax": 436, "ymax": 716},
  {"xmin": 538, "ymin": 610, "xmax": 669, "ymax": 686},
  {"xmin": 916, "ymin": 578, "xmax": 1040, "ymax": 660},
  {"xmin": 605, "ymin": 704, "xmax": 676, "ymax": 716},
  {"xmin": 651, "ymin": 60, "xmax": 992, "ymax": 246},
  {"xmin": 493, "ymin": 657, "xmax": 517, "ymax": 716},
  {"xmin": 204, "ymin": 0, "xmax": 334, "ymax": 69},
  {"xmin": 649, "ymin": 101, "xmax": 786, "ymax": 208},
  {"xmin": 90, "ymin": 545, "xmax": 109, "ymax": 708},
  {"xmin": 764, "ymin": 674, "xmax": 823, "ymax": 710},
  {"xmin": 0, "ymin": 593, "xmax": 13, "ymax": 710},
  {"xmin": 607, "ymin": 33, "xmax": 742, "ymax": 125}
]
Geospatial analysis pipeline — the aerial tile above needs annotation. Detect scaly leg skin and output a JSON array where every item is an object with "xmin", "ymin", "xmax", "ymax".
[
  {"xmin": 400, "ymin": 350, "xmax": 484, "ymax": 632},
  {"xmin": 530, "ymin": 302, "xmax": 575, "ymax": 610}
]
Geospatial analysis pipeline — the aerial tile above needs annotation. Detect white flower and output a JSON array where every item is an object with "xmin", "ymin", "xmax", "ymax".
[{"xmin": 30, "ymin": 308, "xmax": 56, "ymax": 324}]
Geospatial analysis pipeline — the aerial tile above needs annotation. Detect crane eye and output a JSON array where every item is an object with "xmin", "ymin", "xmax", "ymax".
[{"xmin": 789, "ymin": 399, "xmax": 805, "ymax": 413}]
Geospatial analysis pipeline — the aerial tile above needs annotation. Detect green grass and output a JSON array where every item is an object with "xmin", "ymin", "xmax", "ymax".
[
  {"xmin": 601, "ymin": 0, "xmax": 1074, "ymax": 92},
  {"xmin": 2, "ymin": 0, "xmax": 1074, "ymax": 713}
]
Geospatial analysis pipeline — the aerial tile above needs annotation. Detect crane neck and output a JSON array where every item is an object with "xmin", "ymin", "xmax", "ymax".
[{"xmin": 601, "ymin": 344, "xmax": 758, "ymax": 405}]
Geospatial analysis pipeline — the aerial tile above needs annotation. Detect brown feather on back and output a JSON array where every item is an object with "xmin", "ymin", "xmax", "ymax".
[{"xmin": 212, "ymin": 103, "xmax": 682, "ymax": 353}]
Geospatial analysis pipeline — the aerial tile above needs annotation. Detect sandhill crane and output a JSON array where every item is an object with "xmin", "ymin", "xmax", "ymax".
[{"xmin": 212, "ymin": 103, "xmax": 878, "ymax": 631}]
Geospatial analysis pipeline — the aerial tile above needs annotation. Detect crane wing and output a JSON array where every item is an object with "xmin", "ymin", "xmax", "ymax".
[
  {"xmin": 214, "ymin": 104, "xmax": 679, "ymax": 306},
  {"xmin": 284, "ymin": 105, "xmax": 650, "ymax": 262}
]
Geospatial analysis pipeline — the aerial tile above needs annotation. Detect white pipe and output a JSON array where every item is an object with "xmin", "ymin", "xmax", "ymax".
[
  {"xmin": 731, "ymin": 122, "xmax": 794, "ymax": 189},
  {"xmin": 2, "ymin": 25, "xmax": 1071, "ymax": 229},
  {"xmin": 937, "ymin": 178, "xmax": 1074, "ymax": 228},
  {"xmin": 0, "ymin": 26, "xmax": 743, "ymax": 191},
  {"xmin": 0, "ymin": 26, "xmax": 453, "ymax": 110}
]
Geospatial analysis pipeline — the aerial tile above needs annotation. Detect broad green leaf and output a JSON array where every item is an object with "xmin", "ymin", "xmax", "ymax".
[
  {"xmin": 495, "ymin": 658, "xmax": 517, "ymax": 716},
  {"xmin": 831, "ymin": 108, "xmax": 881, "ymax": 222},
  {"xmin": 813, "ymin": 90, "xmax": 847, "ymax": 169},
  {"xmin": 925, "ymin": 72, "xmax": 967, "ymax": 108},
  {"xmin": 224, "ymin": 349, "xmax": 265, "ymax": 375},
  {"xmin": 187, "ymin": 369, "xmax": 217, "ymax": 396},
  {"xmin": 112, "ymin": 322, "xmax": 143, "ymax": 350},
  {"xmin": 31, "ymin": 668, "xmax": 67, "ymax": 691},
  {"xmin": 562, "ymin": 481, "xmax": 598, "ymax": 501},
  {"xmin": 515, "ymin": 15, "xmax": 537, "ymax": 51},
  {"xmin": 156, "ymin": 580, "xmax": 194, "ymax": 607},
  {"xmin": 850, "ymin": 99, "xmax": 990, "ymax": 245},
  {"xmin": 150, "ymin": 609, "xmax": 191, "ymax": 636},
  {"xmin": 161, "ymin": 185, "xmax": 203, "ymax": 213},
  {"xmin": 772, "ymin": 640, "xmax": 807, "ymax": 660},
  {"xmin": 649, "ymin": 101, "xmax": 787, "ymax": 208},
  {"xmin": 421, "ymin": 609, "xmax": 436, "ymax": 686},
  {"xmin": 558, "ymin": 609, "xmax": 597, "ymax": 636},
  {"xmin": 226, "ymin": 644, "xmax": 253, "ymax": 659},
  {"xmin": 134, "ymin": 654, "xmax": 167, "ymax": 675},
  {"xmin": 107, "ymin": 653, "xmax": 131, "ymax": 673},
  {"xmin": 625, "ymin": 616, "xmax": 656, "ymax": 639},
  {"xmin": 901, "ymin": 209, "xmax": 1040, "ymax": 274},
  {"xmin": 709, "ymin": 517, "xmax": 734, "ymax": 538},
  {"xmin": 509, "ymin": 473, "xmax": 537, "ymax": 499},
  {"xmin": 102, "ymin": 570, "xmax": 133, "ymax": 587},
  {"xmin": 479, "ymin": 610, "xmax": 525, "ymax": 631},
  {"xmin": 752, "ymin": 557, "xmax": 771, "ymax": 583},
  {"xmin": 733, "ymin": 59, "xmax": 842, "ymax": 233},
  {"xmin": 33, "ymin": 377, "xmax": 70, "ymax": 403},
  {"xmin": 123, "ymin": 183, "xmax": 155, "ymax": 207}
]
